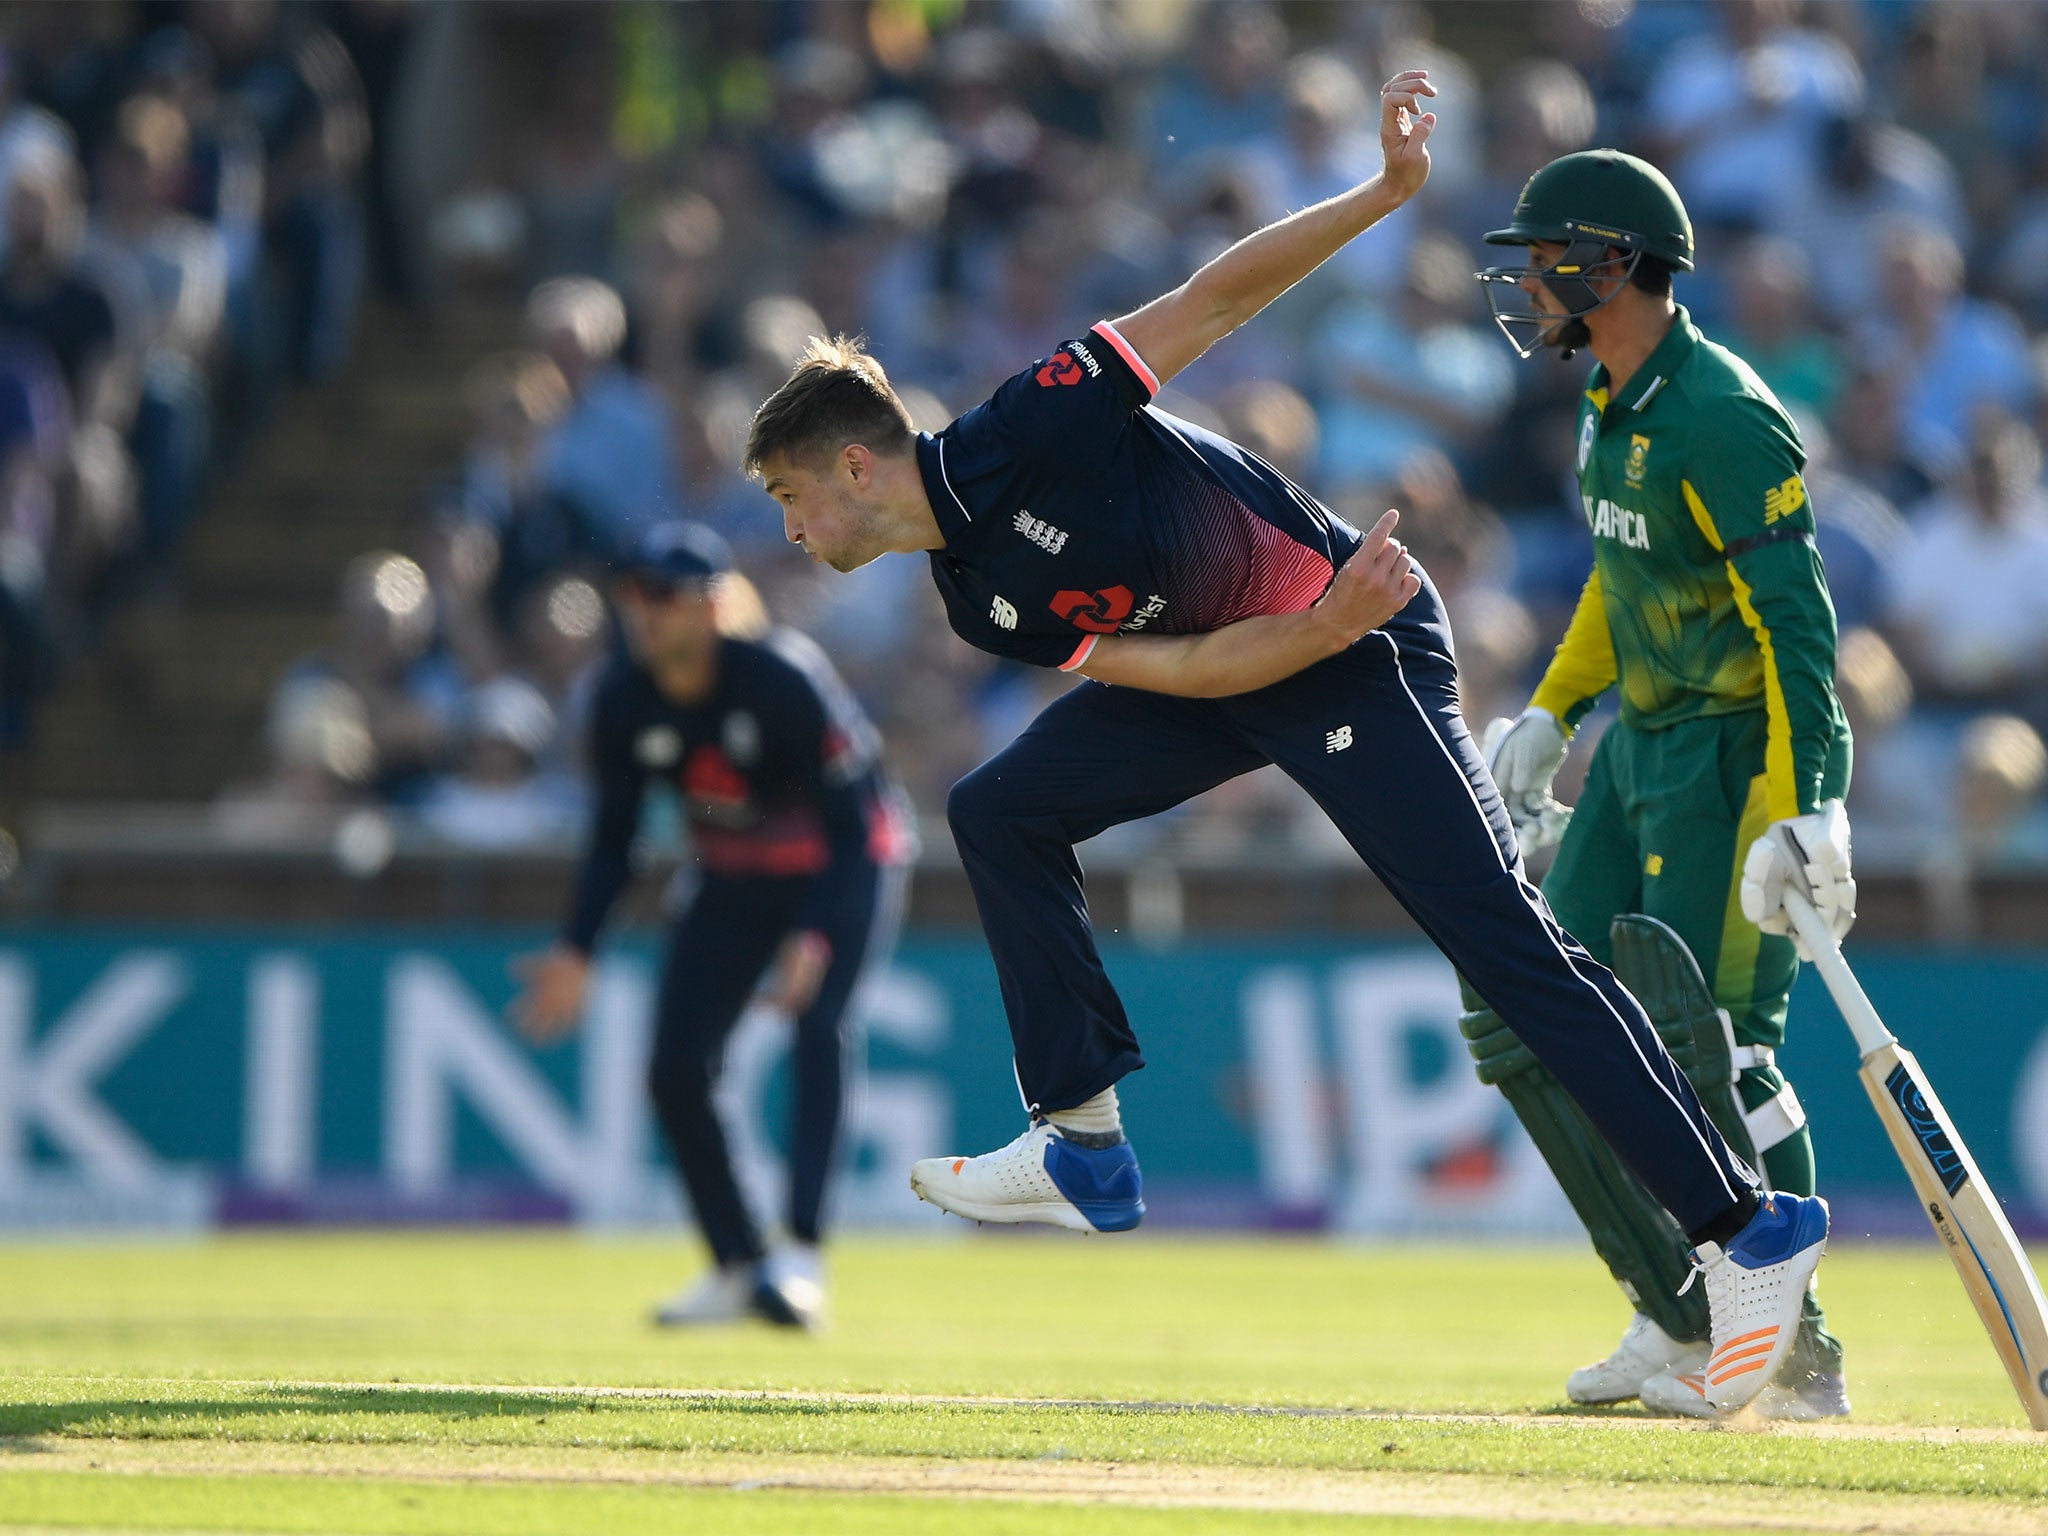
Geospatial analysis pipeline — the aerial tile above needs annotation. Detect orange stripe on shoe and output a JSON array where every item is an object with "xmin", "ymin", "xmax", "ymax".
[
  {"xmin": 1707, "ymin": 1342, "xmax": 1777, "ymax": 1377},
  {"xmin": 1703, "ymin": 1368, "xmax": 1769, "ymax": 1392},
  {"xmin": 951, "ymin": 1158, "xmax": 965, "ymax": 1174},
  {"xmin": 1714, "ymin": 1326, "xmax": 1780, "ymax": 1354},
  {"xmin": 1711, "ymin": 1328, "xmax": 1779, "ymax": 1360},
  {"xmin": 1675, "ymin": 1374, "xmax": 1707, "ymax": 1398}
]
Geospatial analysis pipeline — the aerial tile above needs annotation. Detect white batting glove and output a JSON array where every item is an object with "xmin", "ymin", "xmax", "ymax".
[
  {"xmin": 1741, "ymin": 798, "xmax": 1856, "ymax": 960},
  {"xmin": 1481, "ymin": 707, "xmax": 1573, "ymax": 854}
]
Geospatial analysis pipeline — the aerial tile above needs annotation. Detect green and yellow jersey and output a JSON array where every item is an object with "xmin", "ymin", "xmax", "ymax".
[{"xmin": 1529, "ymin": 307, "xmax": 1851, "ymax": 820}]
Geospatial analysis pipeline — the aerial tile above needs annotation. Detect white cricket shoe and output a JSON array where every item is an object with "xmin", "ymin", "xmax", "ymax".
[
  {"xmin": 652, "ymin": 1263, "xmax": 753, "ymax": 1327},
  {"xmin": 1566, "ymin": 1312, "xmax": 1709, "ymax": 1404},
  {"xmin": 754, "ymin": 1244, "xmax": 826, "ymax": 1331},
  {"xmin": 1755, "ymin": 1367, "xmax": 1850, "ymax": 1421},
  {"xmin": 1687, "ymin": 1192, "xmax": 1830, "ymax": 1414},
  {"xmin": 909, "ymin": 1120, "xmax": 1145, "ymax": 1233}
]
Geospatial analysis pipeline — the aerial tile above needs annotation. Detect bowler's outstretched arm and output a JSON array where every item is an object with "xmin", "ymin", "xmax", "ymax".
[{"xmin": 1109, "ymin": 70, "xmax": 1436, "ymax": 388}]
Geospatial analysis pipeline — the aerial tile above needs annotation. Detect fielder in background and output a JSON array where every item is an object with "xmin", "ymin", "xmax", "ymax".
[
  {"xmin": 511, "ymin": 524, "xmax": 913, "ymax": 1330},
  {"xmin": 748, "ymin": 75, "xmax": 1830, "ymax": 1419},
  {"xmin": 1473, "ymin": 150, "xmax": 1856, "ymax": 1419}
]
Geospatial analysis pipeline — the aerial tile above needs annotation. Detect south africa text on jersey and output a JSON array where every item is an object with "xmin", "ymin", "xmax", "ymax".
[{"xmin": 1585, "ymin": 495, "xmax": 1651, "ymax": 551}]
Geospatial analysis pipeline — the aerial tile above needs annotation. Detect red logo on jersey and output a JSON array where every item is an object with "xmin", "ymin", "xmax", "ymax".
[
  {"xmin": 1051, "ymin": 585, "xmax": 1134, "ymax": 633},
  {"xmin": 682, "ymin": 747, "xmax": 749, "ymax": 807},
  {"xmin": 1035, "ymin": 350, "xmax": 1085, "ymax": 388}
]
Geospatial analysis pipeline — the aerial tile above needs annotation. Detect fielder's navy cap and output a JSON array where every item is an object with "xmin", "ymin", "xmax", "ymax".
[{"xmin": 619, "ymin": 521, "xmax": 732, "ymax": 585}]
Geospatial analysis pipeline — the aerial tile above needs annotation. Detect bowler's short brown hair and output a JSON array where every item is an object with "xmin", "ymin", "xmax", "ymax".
[{"xmin": 744, "ymin": 335, "xmax": 915, "ymax": 478}]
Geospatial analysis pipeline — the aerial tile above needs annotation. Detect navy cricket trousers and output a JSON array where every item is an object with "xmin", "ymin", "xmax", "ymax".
[
  {"xmin": 647, "ymin": 862, "xmax": 904, "ymax": 1267},
  {"xmin": 946, "ymin": 596, "xmax": 1759, "ymax": 1234}
]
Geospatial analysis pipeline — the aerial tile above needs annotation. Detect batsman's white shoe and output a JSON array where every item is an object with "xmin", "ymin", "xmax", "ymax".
[
  {"xmin": 1755, "ymin": 1368, "xmax": 1851, "ymax": 1421},
  {"xmin": 652, "ymin": 1263, "xmax": 753, "ymax": 1327},
  {"xmin": 1688, "ymin": 1192, "xmax": 1830, "ymax": 1414},
  {"xmin": 909, "ymin": 1121, "xmax": 1145, "ymax": 1233},
  {"xmin": 753, "ymin": 1244, "xmax": 826, "ymax": 1331},
  {"xmin": 1637, "ymin": 1367, "xmax": 1715, "ymax": 1418},
  {"xmin": 1566, "ymin": 1312, "xmax": 1709, "ymax": 1404}
]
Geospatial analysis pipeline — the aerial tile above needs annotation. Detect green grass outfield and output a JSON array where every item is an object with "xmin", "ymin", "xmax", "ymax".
[{"xmin": 2, "ymin": 1231, "xmax": 2045, "ymax": 1534}]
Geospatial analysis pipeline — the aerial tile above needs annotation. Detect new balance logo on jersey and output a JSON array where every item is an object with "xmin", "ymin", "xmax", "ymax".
[
  {"xmin": 1013, "ymin": 510, "xmax": 1068, "ymax": 553},
  {"xmin": 991, "ymin": 596, "xmax": 1019, "ymax": 630},
  {"xmin": 1764, "ymin": 475, "xmax": 1807, "ymax": 524},
  {"xmin": 1587, "ymin": 496, "xmax": 1650, "ymax": 550},
  {"xmin": 1325, "ymin": 726, "xmax": 1354, "ymax": 753}
]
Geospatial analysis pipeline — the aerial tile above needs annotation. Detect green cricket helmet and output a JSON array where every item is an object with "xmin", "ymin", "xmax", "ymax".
[{"xmin": 1474, "ymin": 149, "xmax": 1694, "ymax": 359}]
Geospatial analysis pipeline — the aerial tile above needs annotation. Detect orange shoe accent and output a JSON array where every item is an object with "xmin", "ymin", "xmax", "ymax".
[
  {"xmin": 1713, "ymin": 1326, "xmax": 1779, "ymax": 1355},
  {"xmin": 1674, "ymin": 1374, "xmax": 1707, "ymax": 1398},
  {"xmin": 951, "ymin": 1158, "xmax": 965, "ymax": 1174},
  {"xmin": 1710, "ymin": 1333, "xmax": 1778, "ymax": 1369},
  {"xmin": 1707, "ymin": 1342, "xmax": 1777, "ymax": 1381},
  {"xmin": 1708, "ymin": 1357, "xmax": 1770, "ymax": 1385}
]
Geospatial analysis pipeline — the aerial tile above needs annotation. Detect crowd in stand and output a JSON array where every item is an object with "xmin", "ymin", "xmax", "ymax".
[
  {"xmin": 0, "ymin": 0, "xmax": 371, "ymax": 749},
  {"xmin": 19, "ymin": 1, "xmax": 2048, "ymax": 875}
]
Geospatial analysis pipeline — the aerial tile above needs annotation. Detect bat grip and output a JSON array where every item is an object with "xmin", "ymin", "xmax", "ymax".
[{"xmin": 1781, "ymin": 888, "xmax": 1897, "ymax": 1060}]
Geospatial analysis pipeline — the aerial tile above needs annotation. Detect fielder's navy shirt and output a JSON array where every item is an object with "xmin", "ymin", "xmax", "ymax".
[
  {"xmin": 562, "ymin": 629, "xmax": 913, "ymax": 952},
  {"xmin": 917, "ymin": 320, "xmax": 1366, "ymax": 671}
]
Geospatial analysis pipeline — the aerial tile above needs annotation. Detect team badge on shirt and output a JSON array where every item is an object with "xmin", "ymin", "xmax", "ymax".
[
  {"xmin": 1013, "ymin": 510, "xmax": 1068, "ymax": 553},
  {"xmin": 722, "ymin": 710, "xmax": 761, "ymax": 765},
  {"xmin": 1578, "ymin": 413, "xmax": 1597, "ymax": 472},
  {"xmin": 1626, "ymin": 434, "xmax": 1651, "ymax": 486},
  {"xmin": 635, "ymin": 725, "xmax": 682, "ymax": 768}
]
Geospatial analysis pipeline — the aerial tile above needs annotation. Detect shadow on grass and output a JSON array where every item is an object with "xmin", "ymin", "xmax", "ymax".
[{"xmin": 0, "ymin": 1385, "xmax": 955, "ymax": 1443}]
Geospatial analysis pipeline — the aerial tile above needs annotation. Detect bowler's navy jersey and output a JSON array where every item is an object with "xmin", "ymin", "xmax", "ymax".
[
  {"xmin": 562, "ymin": 629, "xmax": 913, "ymax": 952},
  {"xmin": 918, "ymin": 321, "xmax": 1366, "ymax": 671}
]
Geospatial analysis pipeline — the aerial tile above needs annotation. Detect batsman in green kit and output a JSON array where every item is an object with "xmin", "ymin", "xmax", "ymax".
[{"xmin": 1469, "ymin": 151, "xmax": 1859, "ymax": 1419}]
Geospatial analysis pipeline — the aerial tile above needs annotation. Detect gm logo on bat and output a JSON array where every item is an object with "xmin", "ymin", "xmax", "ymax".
[{"xmin": 1886, "ymin": 1063, "xmax": 1968, "ymax": 1197}]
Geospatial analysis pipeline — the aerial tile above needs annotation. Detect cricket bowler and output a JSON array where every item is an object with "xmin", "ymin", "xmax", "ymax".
[
  {"xmin": 750, "ymin": 77, "xmax": 1829, "ymax": 1415},
  {"xmin": 1472, "ymin": 149, "xmax": 1856, "ymax": 1418}
]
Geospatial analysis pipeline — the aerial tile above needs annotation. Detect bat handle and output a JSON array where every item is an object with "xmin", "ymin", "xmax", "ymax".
[{"xmin": 1781, "ymin": 888, "xmax": 1898, "ymax": 1060}]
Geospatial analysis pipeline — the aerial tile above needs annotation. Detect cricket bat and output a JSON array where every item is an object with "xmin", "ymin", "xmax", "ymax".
[{"xmin": 1784, "ymin": 890, "xmax": 2048, "ymax": 1430}]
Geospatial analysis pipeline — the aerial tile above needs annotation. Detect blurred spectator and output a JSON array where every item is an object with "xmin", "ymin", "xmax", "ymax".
[
  {"xmin": 1240, "ymin": 52, "xmax": 1407, "ymax": 304},
  {"xmin": 278, "ymin": 550, "xmax": 462, "ymax": 803},
  {"xmin": 1145, "ymin": 1, "xmax": 1287, "ymax": 182},
  {"xmin": 1833, "ymin": 624, "xmax": 1919, "ymax": 841},
  {"xmin": 213, "ymin": 672, "xmax": 377, "ymax": 840},
  {"xmin": 511, "ymin": 570, "xmax": 609, "ymax": 779},
  {"xmin": 1640, "ymin": 0, "xmax": 1864, "ymax": 227},
  {"xmin": 1828, "ymin": 358, "xmax": 1932, "ymax": 511},
  {"xmin": 445, "ymin": 348, "xmax": 589, "ymax": 627},
  {"xmin": 0, "ymin": 136, "xmax": 134, "ymax": 423},
  {"xmin": 1721, "ymin": 236, "xmax": 1841, "ymax": 419},
  {"xmin": 1952, "ymin": 713, "xmax": 2048, "ymax": 868},
  {"xmin": 1445, "ymin": 58, "xmax": 1596, "ymax": 253},
  {"xmin": 0, "ymin": 134, "xmax": 141, "ymax": 608},
  {"xmin": 1313, "ymin": 232, "xmax": 1514, "ymax": 492},
  {"xmin": 1784, "ymin": 113, "xmax": 1962, "ymax": 327},
  {"xmin": 1883, "ymin": 412, "xmax": 2048, "ymax": 713},
  {"xmin": 417, "ymin": 675, "xmax": 581, "ymax": 848},
  {"xmin": 1800, "ymin": 416, "xmax": 1906, "ymax": 634},
  {"xmin": 0, "ymin": 331, "xmax": 67, "ymax": 747},
  {"xmin": 1857, "ymin": 220, "xmax": 2034, "ymax": 480},
  {"xmin": 526, "ymin": 275, "xmax": 676, "ymax": 549},
  {"xmin": 89, "ymin": 93, "xmax": 226, "ymax": 561},
  {"xmin": 518, "ymin": 34, "xmax": 624, "ymax": 286},
  {"xmin": 626, "ymin": 193, "xmax": 732, "ymax": 392},
  {"xmin": 1891, "ymin": 5, "xmax": 2007, "ymax": 229},
  {"xmin": 194, "ymin": 0, "xmax": 368, "ymax": 384}
]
